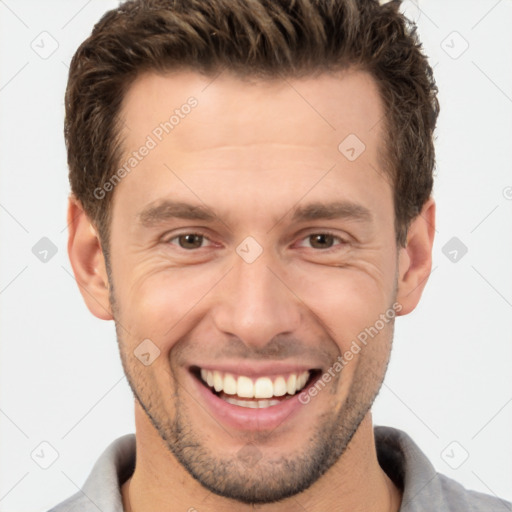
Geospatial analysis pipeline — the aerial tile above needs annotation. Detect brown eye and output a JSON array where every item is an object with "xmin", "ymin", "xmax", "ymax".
[
  {"xmin": 177, "ymin": 234, "xmax": 204, "ymax": 249},
  {"xmin": 308, "ymin": 234, "xmax": 336, "ymax": 249}
]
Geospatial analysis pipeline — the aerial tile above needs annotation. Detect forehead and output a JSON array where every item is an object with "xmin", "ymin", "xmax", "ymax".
[
  {"xmin": 120, "ymin": 68, "xmax": 386, "ymax": 155},
  {"xmin": 114, "ymin": 69, "xmax": 391, "ymax": 227}
]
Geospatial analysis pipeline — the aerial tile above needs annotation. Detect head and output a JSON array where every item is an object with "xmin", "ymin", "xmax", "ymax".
[{"xmin": 66, "ymin": 0, "xmax": 438, "ymax": 505}]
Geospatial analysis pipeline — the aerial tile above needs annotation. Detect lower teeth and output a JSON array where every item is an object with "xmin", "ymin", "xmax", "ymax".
[{"xmin": 223, "ymin": 396, "xmax": 284, "ymax": 408}]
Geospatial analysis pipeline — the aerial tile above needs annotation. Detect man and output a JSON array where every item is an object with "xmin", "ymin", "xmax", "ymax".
[{"xmin": 49, "ymin": 0, "xmax": 510, "ymax": 510}]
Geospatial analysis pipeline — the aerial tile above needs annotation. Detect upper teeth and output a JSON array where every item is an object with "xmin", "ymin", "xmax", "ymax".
[{"xmin": 200, "ymin": 369, "xmax": 310, "ymax": 399}]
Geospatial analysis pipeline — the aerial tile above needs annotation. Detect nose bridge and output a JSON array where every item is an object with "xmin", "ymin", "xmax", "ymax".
[{"xmin": 212, "ymin": 250, "xmax": 301, "ymax": 347}]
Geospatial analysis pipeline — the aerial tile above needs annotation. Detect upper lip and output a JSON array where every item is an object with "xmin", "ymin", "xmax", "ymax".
[{"xmin": 190, "ymin": 362, "xmax": 320, "ymax": 378}]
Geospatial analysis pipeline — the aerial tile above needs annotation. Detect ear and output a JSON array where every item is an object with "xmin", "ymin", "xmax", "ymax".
[
  {"xmin": 396, "ymin": 197, "xmax": 436, "ymax": 315},
  {"xmin": 67, "ymin": 195, "xmax": 113, "ymax": 320}
]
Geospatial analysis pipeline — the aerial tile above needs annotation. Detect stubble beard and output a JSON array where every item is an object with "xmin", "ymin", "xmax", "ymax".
[{"xmin": 107, "ymin": 266, "xmax": 395, "ymax": 504}]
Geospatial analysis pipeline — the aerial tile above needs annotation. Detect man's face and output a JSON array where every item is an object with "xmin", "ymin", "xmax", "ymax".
[{"xmin": 106, "ymin": 70, "xmax": 401, "ymax": 503}]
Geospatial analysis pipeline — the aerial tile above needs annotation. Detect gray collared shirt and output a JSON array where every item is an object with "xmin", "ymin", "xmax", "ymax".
[{"xmin": 48, "ymin": 426, "xmax": 511, "ymax": 511}]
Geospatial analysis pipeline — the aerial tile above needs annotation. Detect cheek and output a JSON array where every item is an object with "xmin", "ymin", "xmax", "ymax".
[
  {"xmin": 331, "ymin": 317, "xmax": 395, "ymax": 409},
  {"xmin": 113, "ymin": 263, "xmax": 226, "ymax": 347},
  {"xmin": 287, "ymin": 262, "xmax": 395, "ymax": 348}
]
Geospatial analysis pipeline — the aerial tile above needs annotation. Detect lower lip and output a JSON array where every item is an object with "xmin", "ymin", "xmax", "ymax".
[{"xmin": 191, "ymin": 373, "xmax": 312, "ymax": 431}]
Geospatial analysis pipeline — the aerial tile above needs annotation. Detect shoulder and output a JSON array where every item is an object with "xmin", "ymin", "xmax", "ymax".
[
  {"xmin": 374, "ymin": 425, "xmax": 511, "ymax": 512},
  {"xmin": 47, "ymin": 492, "xmax": 91, "ymax": 512},
  {"xmin": 46, "ymin": 434, "xmax": 136, "ymax": 512},
  {"xmin": 435, "ymin": 472, "xmax": 511, "ymax": 512}
]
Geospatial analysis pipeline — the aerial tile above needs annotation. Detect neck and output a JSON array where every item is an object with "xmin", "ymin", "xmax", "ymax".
[{"xmin": 122, "ymin": 403, "xmax": 402, "ymax": 512}]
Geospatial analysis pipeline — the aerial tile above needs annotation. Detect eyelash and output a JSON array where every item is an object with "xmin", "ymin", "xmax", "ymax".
[
  {"xmin": 163, "ymin": 231, "xmax": 348, "ymax": 251},
  {"xmin": 164, "ymin": 232, "xmax": 214, "ymax": 249},
  {"xmin": 296, "ymin": 231, "xmax": 348, "ymax": 251}
]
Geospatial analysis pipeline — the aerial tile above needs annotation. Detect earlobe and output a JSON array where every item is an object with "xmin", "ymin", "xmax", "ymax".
[
  {"xmin": 67, "ymin": 195, "xmax": 113, "ymax": 320},
  {"xmin": 396, "ymin": 198, "xmax": 436, "ymax": 316}
]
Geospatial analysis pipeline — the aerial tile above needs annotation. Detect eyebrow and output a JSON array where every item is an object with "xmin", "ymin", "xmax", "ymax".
[
  {"xmin": 290, "ymin": 201, "xmax": 373, "ymax": 224},
  {"xmin": 137, "ymin": 199, "xmax": 373, "ymax": 228},
  {"xmin": 138, "ymin": 201, "xmax": 217, "ymax": 226}
]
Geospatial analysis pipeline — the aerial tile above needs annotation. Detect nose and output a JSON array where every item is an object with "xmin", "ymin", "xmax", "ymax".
[{"xmin": 211, "ymin": 251, "xmax": 302, "ymax": 349}]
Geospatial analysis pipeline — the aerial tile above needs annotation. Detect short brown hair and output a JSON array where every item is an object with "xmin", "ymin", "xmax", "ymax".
[{"xmin": 65, "ymin": 0, "xmax": 439, "ymax": 251}]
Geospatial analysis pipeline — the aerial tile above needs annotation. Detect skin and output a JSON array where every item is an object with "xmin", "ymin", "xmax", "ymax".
[{"xmin": 68, "ymin": 69, "xmax": 435, "ymax": 511}]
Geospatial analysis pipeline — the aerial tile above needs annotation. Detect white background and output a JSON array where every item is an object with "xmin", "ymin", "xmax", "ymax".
[{"xmin": 0, "ymin": 1, "xmax": 511, "ymax": 511}]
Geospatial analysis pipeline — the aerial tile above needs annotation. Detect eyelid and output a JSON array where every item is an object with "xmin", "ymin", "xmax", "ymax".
[
  {"xmin": 160, "ymin": 229, "xmax": 350, "ymax": 251},
  {"xmin": 295, "ymin": 230, "xmax": 349, "ymax": 249},
  {"xmin": 162, "ymin": 229, "xmax": 216, "ymax": 248}
]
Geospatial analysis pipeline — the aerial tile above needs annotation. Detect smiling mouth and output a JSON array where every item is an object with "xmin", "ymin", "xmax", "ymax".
[{"xmin": 191, "ymin": 367, "xmax": 322, "ymax": 408}]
